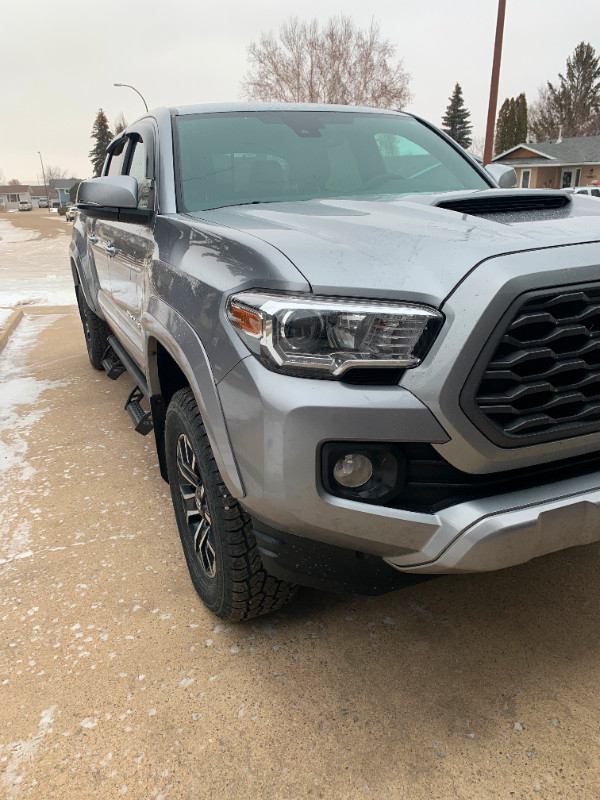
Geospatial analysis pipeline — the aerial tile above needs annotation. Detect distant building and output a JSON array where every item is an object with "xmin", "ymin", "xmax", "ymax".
[
  {"xmin": 493, "ymin": 135, "xmax": 600, "ymax": 189},
  {"xmin": 29, "ymin": 185, "xmax": 50, "ymax": 208},
  {"xmin": 0, "ymin": 185, "xmax": 32, "ymax": 210},
  {"xmin": 49, "ymin": 179, "xmax": 80, "ymax": 207}
]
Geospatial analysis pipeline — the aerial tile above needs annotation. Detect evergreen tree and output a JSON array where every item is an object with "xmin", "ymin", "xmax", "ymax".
[
  {"xmin": 69, "ymin": 182, "xmax": 81, "ymax": 203},
  {"xmin": 530, "ymin": 42, "xmax": 600, "ymax": 141},
  {"xmin": 441, "ymin": 83, "xmax": 472, "ymax": 148},
  {"xmin": 515, "ymin": 93, "xmax": 528, "ymax": 144},
  {"xmin": 494, "ymin": 93, "xmax": 528, "ymax": 154},
  {"xmin": 89, "ymin": 109, "xmax": 113, "ymax": 177}
]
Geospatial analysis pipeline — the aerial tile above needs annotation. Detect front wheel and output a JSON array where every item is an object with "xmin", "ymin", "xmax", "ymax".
[{"xmin": 165, "ymin": 388, "xmax": 297, "ymax": 621}]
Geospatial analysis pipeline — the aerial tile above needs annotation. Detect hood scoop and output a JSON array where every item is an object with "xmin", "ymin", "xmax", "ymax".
[{"xmin": 435, "ymin": 189, "xmax": 571, "ymax": 217}]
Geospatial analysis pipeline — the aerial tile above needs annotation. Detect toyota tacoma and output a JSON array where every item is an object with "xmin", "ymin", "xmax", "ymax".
[{"xmin": 70, "ymin": 103, "xmax": 600, "ymax": 620}]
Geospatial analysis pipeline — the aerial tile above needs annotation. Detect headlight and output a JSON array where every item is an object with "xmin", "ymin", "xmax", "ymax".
[{"xmin": 227, "ymin": 292, "xmax": 443, "ymax": 379}]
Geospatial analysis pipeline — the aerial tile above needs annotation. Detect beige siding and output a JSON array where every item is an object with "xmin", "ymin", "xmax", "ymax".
[{"xmin": 535, "ymin": 166, "xmax": 561, "ymax": 189}]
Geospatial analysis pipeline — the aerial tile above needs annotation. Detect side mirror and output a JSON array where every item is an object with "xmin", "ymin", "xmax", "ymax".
[
  {"xmin": 484, "ymin": 163, "xmax": 517, "ymax": 189},
  {"xmin": 77, "ymin": 176, "xmax": 138, "ymax": 209}
]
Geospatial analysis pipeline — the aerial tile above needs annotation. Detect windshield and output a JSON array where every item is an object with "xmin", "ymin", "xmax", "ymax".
[{"xmin": 175, "ymin": 110, "xmax": 490, "ymax": 213}]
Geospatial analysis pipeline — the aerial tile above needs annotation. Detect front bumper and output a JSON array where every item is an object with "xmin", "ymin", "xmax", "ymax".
[
  {"xmin": 387, "ymin": 470, "xmax": 600, "ymax": 573},
  {"xmin": 217, "ymin": 357, "xmax": 600, "ymax": 575}
]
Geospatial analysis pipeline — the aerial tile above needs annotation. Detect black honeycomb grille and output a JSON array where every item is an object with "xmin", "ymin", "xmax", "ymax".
[{"xmin": 470, "ymin": 284, "xmax": 600, "ymax": 445}]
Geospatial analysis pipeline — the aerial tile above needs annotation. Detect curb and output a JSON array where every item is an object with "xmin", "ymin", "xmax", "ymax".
[{"xmin": 0, "ymin": 309, "xmax": 24, "ymax": 354}]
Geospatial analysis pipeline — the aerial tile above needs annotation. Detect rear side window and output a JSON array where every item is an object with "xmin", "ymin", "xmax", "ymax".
[
  {"xmin": 126, "ymin": 139, "xmax": 152, "ymax": 210},
  {"xmin": 105, "ymin": 138, "xmax": 129, "ymax": 176}
]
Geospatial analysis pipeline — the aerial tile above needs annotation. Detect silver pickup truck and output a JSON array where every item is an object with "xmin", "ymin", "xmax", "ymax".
[{"xmin": 71, "ymin": 103, "xmax": 600, "ymax": 621}]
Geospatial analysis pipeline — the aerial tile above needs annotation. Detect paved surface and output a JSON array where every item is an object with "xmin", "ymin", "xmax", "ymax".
[{"xmin": 1, "ymin": 213, "xmax": 600, "ymax": 799}]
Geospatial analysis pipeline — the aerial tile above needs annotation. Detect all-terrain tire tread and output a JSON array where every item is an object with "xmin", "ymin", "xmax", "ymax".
[
  {"xmin": 75, "ymin": 286, "xmax": 111, "ymax": 370},
  {"xmin": 168, "ymin": 388, "xmax": 297, "ymax": 622}
]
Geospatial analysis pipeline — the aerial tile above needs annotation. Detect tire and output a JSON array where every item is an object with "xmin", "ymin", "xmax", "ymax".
[
  {"xmin": 165, "ymin": 387, "xmax": 297, "ymax": 621},
  {"xmin": 75, "ymin": 286, "xmax": 110, "ymax": 370}
]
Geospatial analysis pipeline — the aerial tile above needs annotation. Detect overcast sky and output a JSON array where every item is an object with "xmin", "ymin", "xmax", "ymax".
[{"xmin": 1, "ymin": 0, "xmax": 598, "ymax": 183}]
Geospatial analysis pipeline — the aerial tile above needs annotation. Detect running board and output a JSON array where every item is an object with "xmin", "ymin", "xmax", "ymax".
[
  {"xmin": 105, "ymin": 336, "xmax": 149, "ymax": 397},
  {"xmin": 125, "ymin": 386, "xmax": 153, "ymax": 435},
  {"xmin": 105, "ymin": 336, "xmax": 153, "ymax": 436}
]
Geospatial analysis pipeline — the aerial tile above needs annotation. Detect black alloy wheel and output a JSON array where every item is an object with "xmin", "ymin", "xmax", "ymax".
[{"xmin": 165, "ymin": 388, "xmax": 296, "ymax": 621}]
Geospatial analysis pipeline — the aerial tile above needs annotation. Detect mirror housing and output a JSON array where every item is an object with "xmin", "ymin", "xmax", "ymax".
[
  {"xmin": 484, "ymin": 163, "xmax": 517, "ymax": 189},
  {"xmin": 77, "ymin": 175, "xmax": 138, "ymax": 208}
]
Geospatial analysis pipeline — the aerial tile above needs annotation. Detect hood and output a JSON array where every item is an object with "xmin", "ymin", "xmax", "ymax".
[{"xmin": 192, "ymin": 191, "xmax": 600, "ymax": 307}]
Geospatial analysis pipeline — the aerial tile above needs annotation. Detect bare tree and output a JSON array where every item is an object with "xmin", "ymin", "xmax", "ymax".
[
  {"xmin": 468, "ymin": 134, "xmax": 486, "ymax": 161},
  {"xmin": 114, "ymin": 113, "xmax": 128, "ymax": 135},
  {"xmin": 8, "ymin": 178, "xmax": 20, "ymax": 185},
  {"xmin": 0, "ymin": 167, "xmax": 5, "ymax": 184},
  {"xmin": 241, "ymin": 15, "xmax": 412, "ymax": 109},
  {"xmin": 45, "ymin": 165, "xmax": 68, "ymax": 185},
  {"xmin": 43, "ymin": 165, "xmax": 69, "ymax": 193}
]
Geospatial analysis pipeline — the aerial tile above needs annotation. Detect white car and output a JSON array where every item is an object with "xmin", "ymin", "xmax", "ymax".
[
  {"xmin": 18, "ymin": 200, "xmax": 32, "ymax": 211},
  {"xmin": 65, "ymin": 206, "xmax": 77, "ymax": 221},
  {"xmin": 575, "ymin": 186, "xmax": 600, "ymax": 198}
]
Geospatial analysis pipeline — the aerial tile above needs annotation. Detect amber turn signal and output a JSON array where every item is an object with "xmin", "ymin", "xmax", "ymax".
[{"xmin": 229, "ymin": 302, "xmax": 263, "ymax": 336}]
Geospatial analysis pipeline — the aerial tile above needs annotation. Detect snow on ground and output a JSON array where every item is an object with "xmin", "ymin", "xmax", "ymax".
[
  {"xmin": 0, "ymin": 218, "xmax": 41, "ymax": 244},
  {"xmin": 0, "ymin": 314, "xmax": 68, "ymax": 567},
  {"xmin": 0, "ymin": 217, "xmax": 75, "ymax": 307},
  {"xmin": 0, "ymin": 308, "xmax": 14, "ymax": 329}
]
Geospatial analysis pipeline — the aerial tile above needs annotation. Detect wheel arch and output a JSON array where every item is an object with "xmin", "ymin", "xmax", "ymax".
[
  {"xmin": 143, "ymin": 299, "xmax": 245, "ymax": 499},
  {"xmin": 70, "ymin": 251, "xmax": 100, "ymax": 316}
]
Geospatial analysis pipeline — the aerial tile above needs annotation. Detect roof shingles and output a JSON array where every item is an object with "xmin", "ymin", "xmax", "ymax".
[{"xmin": 495, "ymin": 136, "xmax": 600, "ymax": 166}]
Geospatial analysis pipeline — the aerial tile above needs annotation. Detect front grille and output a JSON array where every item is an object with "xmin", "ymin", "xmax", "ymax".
[{"xmin": 466, "ymin": 284, "xmax": 600, "ymax": 445}]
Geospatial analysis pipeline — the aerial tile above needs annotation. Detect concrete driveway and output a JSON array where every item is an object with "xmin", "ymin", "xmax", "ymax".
[{"xmin": 1, "ymin": 212, "xmax": 600, "ymax": 799}]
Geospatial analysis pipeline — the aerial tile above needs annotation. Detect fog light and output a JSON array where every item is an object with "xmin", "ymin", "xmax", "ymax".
[{"xmin": 333, "ymin": 454, "xmax": 373, "ymax": 488}]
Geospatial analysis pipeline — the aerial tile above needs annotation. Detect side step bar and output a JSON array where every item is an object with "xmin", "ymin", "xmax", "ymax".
[
  {"xmin": 102, "ymin": 347, "xmax": 126, "ymax": 380},
  {"xmin": 103, "ymin": 336, "xmax": 153, "ymax": 436},
  {"xmin": 125, "ymin": 386, "xmax": 153, "ymax": 435},
  {"xmin": 103, "ymin": 336, "xmax": 149, "ymax": 396}
]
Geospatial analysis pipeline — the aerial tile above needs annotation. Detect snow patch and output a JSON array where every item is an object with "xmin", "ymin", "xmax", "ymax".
[
  {"xmin": 0, "ymin": 315, "xmax": 69, "ymax": 566},
  {"xmin": 0, "ymin": 219, "xmax": 41, "ymax": 244},
  {"xmin": 0, "ymin": 705, "xmax": 57, "ymax": 799},
  {"xmin": 0, "ymin": 218, "xmax": 74, "ymax": 306}
]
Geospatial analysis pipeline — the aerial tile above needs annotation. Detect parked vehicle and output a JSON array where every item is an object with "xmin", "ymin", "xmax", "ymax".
[
  {"xmin": 65, "ymin": 206, "xmax": 77, "ymax": 221},
  {"xmin": 575, "ymin": 186, "xmax": 600, "ymax": 198},
  {"xmin": 70, "ymin": 103, "xmax": 600, "ymax": 621},
  {"xmin": 18, "ymin": 200, "xmax": 32, "ymax": 211},
  {"xmin": 38, "ymin": 198, "xmax": 48, "ymax": 208}
]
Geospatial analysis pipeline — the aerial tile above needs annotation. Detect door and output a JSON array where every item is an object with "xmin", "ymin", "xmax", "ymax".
[
  {"xmin": 561, "ymin": 169, "xmax": 574, "ymax": 188},
  {"xmin": 89, "ymin": 136, "xmax": 129, "ymax": 302},
  {"xmin": 103, "ymin": 132, "xmax": 155, "ymax": 365}
]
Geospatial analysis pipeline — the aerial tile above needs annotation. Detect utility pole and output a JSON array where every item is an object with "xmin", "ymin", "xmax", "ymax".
[
  {"xmin": 483, "ymin": 0, "xmax": 507, "ymax": 165},
  {"xmin": 38, "ymin": 151, "xmax": 50, "ymax": 209}
]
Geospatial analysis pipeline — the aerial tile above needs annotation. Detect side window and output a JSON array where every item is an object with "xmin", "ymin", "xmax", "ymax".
[
  {"xmin": 105, "ymin": 138, "xmax": 128, "ymax": 176},
  {"xmin": 126, "ymin": 139, "xmax": 152, "ymax": 210}
]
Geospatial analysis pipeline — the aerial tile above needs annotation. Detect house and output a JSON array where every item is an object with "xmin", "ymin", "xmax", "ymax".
[
  {"xmin": 49, "ymin": 178, "xmax": 80, "ymax": 207},
  {"xmin": 29, "ymin": 185, "xmax": 50, "ymax": 208},
  {"xmin": 0, "ymin": 185, "xmax": 33, "ymax": 210},
  {"xmin": 493, "ymin": 135, "xmax": 600, "ymax": 190}
]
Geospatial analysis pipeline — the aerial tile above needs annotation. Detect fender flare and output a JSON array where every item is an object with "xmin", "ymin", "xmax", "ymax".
[{"xmin": 143, "ymin": 296, "xmax": 245, "ymax": 499}]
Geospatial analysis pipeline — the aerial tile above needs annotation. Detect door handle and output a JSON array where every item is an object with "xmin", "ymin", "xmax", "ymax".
[
  {"xmin": 88, "ymin": 234, "xmax": 97, "ymax": 244},
  {"xmin": 105, "ymin": 245, "xmax": 117, "ymax": 257}
]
